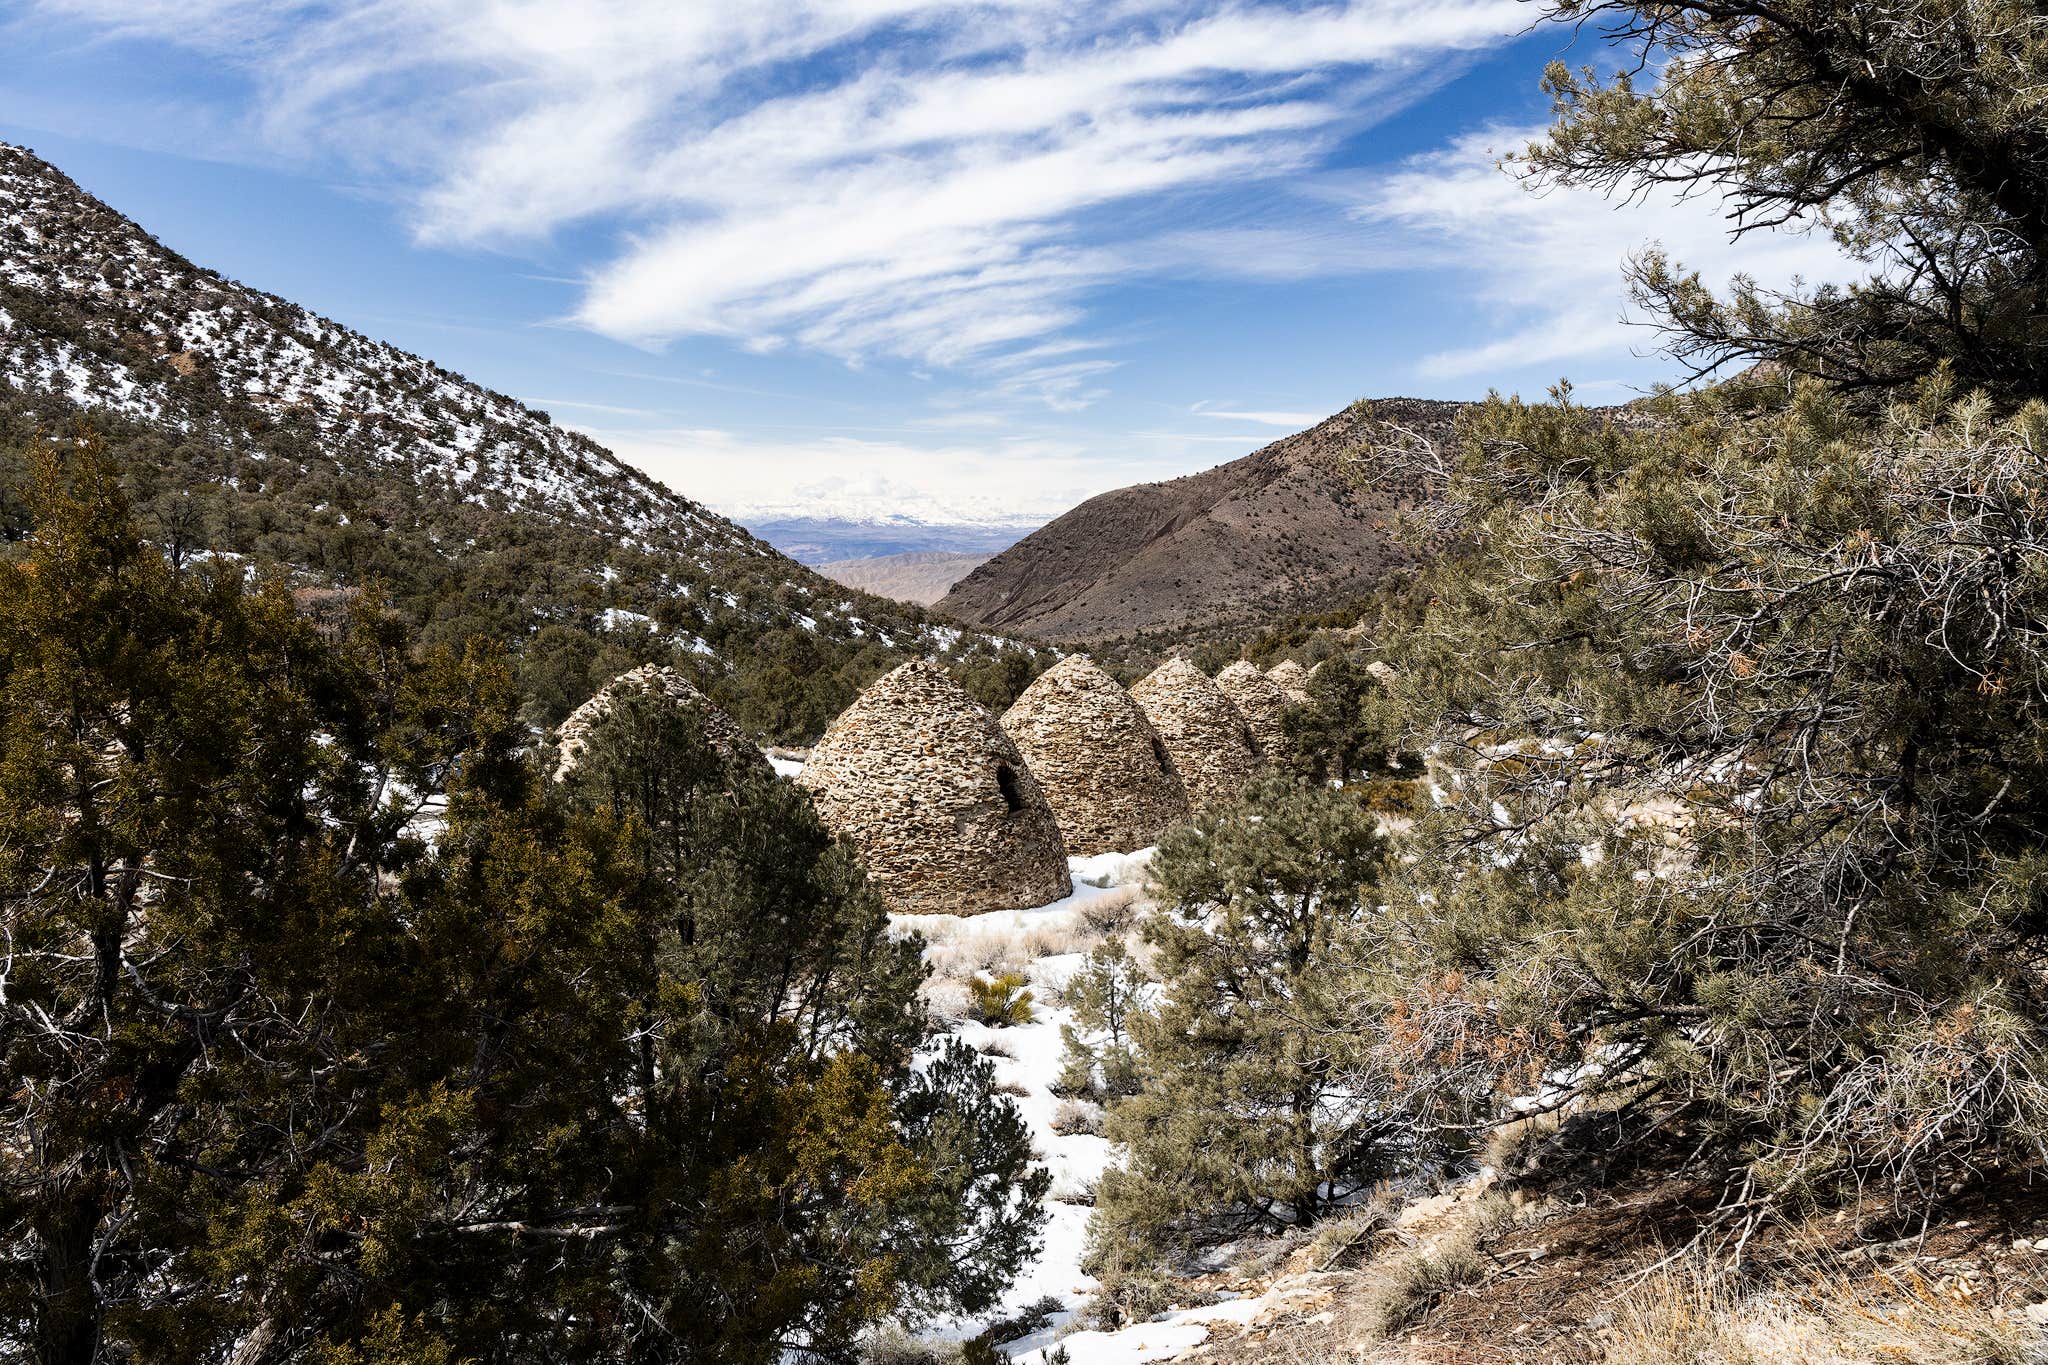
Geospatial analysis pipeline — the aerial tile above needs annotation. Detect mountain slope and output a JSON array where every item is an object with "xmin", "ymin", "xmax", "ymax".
[
  {"xmin": 936, "ymin": 399, "xmax": 1458, "ymax": 644},
  {"xmin": 818, "ymin": 550, "xmax": 993, "ymax": 605},
  {"xmin": 0, "ymin": 142, "xmax": 1048, "ymax": 740}
]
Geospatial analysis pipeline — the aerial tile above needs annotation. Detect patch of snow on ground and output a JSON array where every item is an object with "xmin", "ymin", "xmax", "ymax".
[
  {"xmin": 882, "ymin": 845, "xmax": 1328, "ymax": 1365},
  {"xmin": 890, "ymin": 850, "xmax": 1156, "ymax": 1354},
  {"xmin": 1015, "ymin": 1295, "xmax": 1268, "ymax": 1365}
]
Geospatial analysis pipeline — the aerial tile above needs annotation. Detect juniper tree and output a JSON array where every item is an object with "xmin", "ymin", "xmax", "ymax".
[
  {"xmin": 0, "ymin": 442, "xmax": 514, "ymax": 1362},
  {"xmin": 552, "ymin": 688, "xmax": 927, "ymax": 1070},
  {"xmin": 1322, "ymin": 4, "xmax": 2048, "ymax": 1237},
  {"xmin": 1086, "ymin": 779, "xmax": 1405, "ymax": 1284},
  {"xmin": 1365, "ymin": 377, "xmax": 2048, "ymax": 1233},
  {"xmin": 0, "ymin": 440, "xmax": 1045, "ymax": 1364},
  {"xmin": 546, "ymin": 684, "xmax": 1048, "ymax": 1350},
  {"xmin": 1522, "ymin": 0, "xmax": 2048, "ymax": 400}
]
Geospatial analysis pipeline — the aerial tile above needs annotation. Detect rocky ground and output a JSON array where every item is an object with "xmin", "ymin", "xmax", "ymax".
[{"xmin": 1041, "ymin": 1127, "xmax": 2048, "ymax": 1365}]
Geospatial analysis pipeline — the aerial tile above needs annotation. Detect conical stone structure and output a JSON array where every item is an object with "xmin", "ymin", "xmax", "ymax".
[
  {"xmin": 1130, "ymin": 658, "xmax": 1258, "ymax": 816},
  {"xmin": 552, "ymin": 664, "xmax": 768, "ymax": 782},
  {"xmin": 1002, "ymin": 655, "xmax": 1192, "ymax": 856},
  {"xmin": 797, "ymin": 659, "xmax": 1072, "ymax": 915},
  {"xmin": 1266, "ymin": 658, "xmax": 1313, "ymax": 705},
  {"xmin": 1214, "ymin": 660, "xmax": 1298, "ymax": 770}
]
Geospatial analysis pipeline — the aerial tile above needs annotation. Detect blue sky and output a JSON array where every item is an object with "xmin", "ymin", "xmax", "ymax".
[{"xmin": 1, "ymin": 1, "xmax": 1849, "ymax": 525}]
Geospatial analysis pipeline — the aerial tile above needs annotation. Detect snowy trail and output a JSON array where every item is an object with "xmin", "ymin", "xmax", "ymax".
[
  {"xmin": 767, "ymin": 736, "xmax": 1282, "ymax": 1364},
  {"xmin": 892, "ymin": 851, "xmax": 1148, "ymax": 1342},
  {"xmin": 893, "ymin": 850, "xmax": 1305, "ymax": 1365}
]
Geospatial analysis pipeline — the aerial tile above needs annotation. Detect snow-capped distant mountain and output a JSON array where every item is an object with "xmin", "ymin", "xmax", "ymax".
[
  {"xmin": 745, "ymin": 514, "xmax": 1040, "ymax": 565},
  {"xmin": 726, "ymin": 483, "xmax": 1063, "ymax": 533},
  {"xmin": 723, "ymin": 488, "xmax": 1048, "ymax": 565}
]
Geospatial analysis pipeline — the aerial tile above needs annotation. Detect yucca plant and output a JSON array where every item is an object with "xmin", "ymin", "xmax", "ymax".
[{"xmin": 968, "ymin": 971, "xmax": 1036, "ymax": 1027}]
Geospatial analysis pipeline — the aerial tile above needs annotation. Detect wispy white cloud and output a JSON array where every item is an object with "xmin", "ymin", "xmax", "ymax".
[
  {"xmin": 36, "ymin": 0, "xmax": 1526, "ymax": 397},
  {"xmin": 1191, "ymin": 402, "xmax": 1322, "ymax": 426},
  {"xmin": 19, "ymin": 2, "xmax": 1876, "ymax": 526},
  {"xmin": 582, "ymin": 421, "xmax": 1116, "ymax": 524},
  {"xmin": 906, "ymin": 411, "xmax": 1007, "ymax": 431},
  {"xmin": 1131, "ymin": 429, "xmax": 1294, "ymax": 443},
  {"xmin": 1347, "ymin": 126, "xmax": 1858, "ymax": 381}
]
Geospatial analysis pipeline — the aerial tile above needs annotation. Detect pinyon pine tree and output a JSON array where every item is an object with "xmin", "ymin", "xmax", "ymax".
[
  {"xmin": 0, "ymin": 440, "xmax": 1044, "ymax": 1364},
  {"xmin": 1323, "ymin": 0, "xmax": 2048, "ymax": 1241},
  {"xmin": 1086, "ymin": 779, "xmax": 1406, "ymax": 1296},
  {"xmin": 1522, "ymin": 0, "xmax": 2048, "ymax": 398},
  {"xmin": 1365, "ymin": 375, "xmax": 2048, "ymax": 1234},
  {"xmin": 1054, "ymin": 938, "xmax": 1147, "ymax": 1101}
]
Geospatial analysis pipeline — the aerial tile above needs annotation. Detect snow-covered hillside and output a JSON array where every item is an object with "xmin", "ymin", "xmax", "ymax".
[
  {"xmin": 0, "ymin": 140, "xmax": 1042, "ymax": 726},
  {"xmin": 0, "ymin": 144, "xmax": 722, "ymax": 545}
]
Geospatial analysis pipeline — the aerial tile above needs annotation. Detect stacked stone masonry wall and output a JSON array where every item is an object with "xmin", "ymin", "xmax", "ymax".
[
  {"xmin": 552, "ymin": 664, "xmax": 769, "ymax": 782},
  {"xmin": 797, "ymin": 659, "xmax": 1072, "ymax": 915},
  {"xmin": 1002, "ymin": 655, "xmax": 1192, "ymax": 856},
  {"xmin": 1130, "ymin": 658, "xmax": 1259, "ymax": 816},
  {"xmin": 1213, "ymin": 660, "xmax": 1299, "ymax": 772},
  {"xmin": 1266, "ymin": 658, "xmax": 1313, "ymax": 705}
]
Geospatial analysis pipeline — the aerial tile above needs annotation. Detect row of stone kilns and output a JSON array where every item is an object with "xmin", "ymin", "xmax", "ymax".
[
  {"xmin": 798, "ymin": 654, "xmax": 1313, "ymax": 916},
  {"xmin": 552, "ymin": 654, "xmax": 1316, "ymax": 919}
]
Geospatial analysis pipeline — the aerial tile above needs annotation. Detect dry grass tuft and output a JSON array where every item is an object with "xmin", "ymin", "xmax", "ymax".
[
  {"xmin": 1233, "ymin": 1224, "xmax": 1314, "ymax": 1280},
  {"xmin": 858, "ymin": 1327, "xmax": 956, "ymax": 1365},
  {"xmin": 920, "ymin": 978, "xmax": 973, "ymax": 1023},
  {"xmin": 924, "ymin": 932, "xmax": 1027, "ymax": 984},
  {"xmin": 1077, "ymin": 884, "xmax": 1143, "ymax": 936},
  {"xmin": 1021, "ymin": 917, "xmax": 1099, "ymax": 960},
  {"xmin": 1356, "ymin": 1191, "xmax": 1520, "ymax": 1339},
  {"xmin": 918, "ymin": 906, "xmax": 1118, "ymax": 986},
  {"xmin": 1050, "ymin": 1098, "xmax": 1105, "ymax": 1137},
  {"xmin": 1303, "ymin": 1190, "xmax": 1402, "ymax": 1271},
  {"xmin": 1600, "ymin": 1252, "xmax": 2048, "ymax": 1365},
  {"xmin": 1359, "ymin": 1224, "xmax": 1492, "ymax": 1339}
]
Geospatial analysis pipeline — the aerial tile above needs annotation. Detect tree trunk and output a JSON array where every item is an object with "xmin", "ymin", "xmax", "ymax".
[
  {"xmin": 33, "ymin": 1194, "xmax": 101, "ymax": 1365},
  {"xmin": 227, "ymin": 1316, "xmax": 294, "ymax": 1365}
]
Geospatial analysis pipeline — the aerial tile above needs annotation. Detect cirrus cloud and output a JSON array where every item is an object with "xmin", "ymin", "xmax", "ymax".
[
  {"xmin": 1347, "ymin": 126, "xmax": 1859, "ymax": 382},
  {"xmin": 32, "ymin": 0, "xmax": 1528, "ymax": 396}
]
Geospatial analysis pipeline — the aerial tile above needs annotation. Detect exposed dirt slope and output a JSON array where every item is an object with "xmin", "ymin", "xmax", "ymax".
[
  {"xmin": 935, "ymin": 399, "xmax": 1459, "ymax": 644},
  {"xmin": 1162, "ymin": 1129, "xmax": 2048, "ymax": 1364}
]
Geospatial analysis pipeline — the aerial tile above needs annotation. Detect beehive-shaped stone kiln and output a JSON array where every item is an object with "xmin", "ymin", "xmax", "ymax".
[
  {"xmin": 1213, "ymin": 660, "xmax": 1298, "ymax": 770},
  {"xmin": 551, "ymin": 664, "xmax": 768, "ymax": 782},
  {"xmin": 1130, "ymin": 658, "xmax": 1258, "ymax": 816},
  {"xmin": 1266, "ymin": 658, "xmax": 1313, "ymax": 705},
  {"xmin": 1001, "ymin": 655, "xmax": 1192, "ymax": 856},
  {"xmin": 797, "ymin": 659, "xmax": 1072, "ymax": 915}
]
